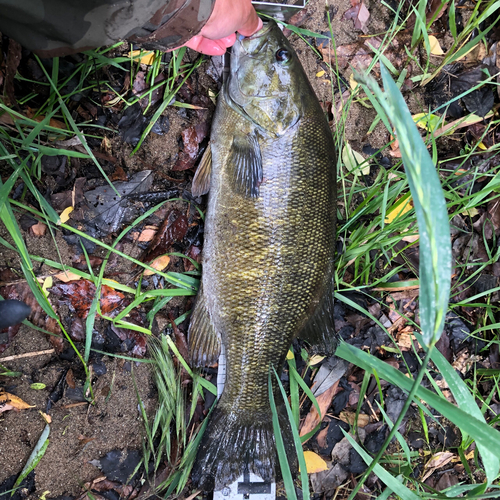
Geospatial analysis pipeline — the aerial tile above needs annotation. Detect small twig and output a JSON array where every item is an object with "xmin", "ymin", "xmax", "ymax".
[{"xmin": 0, "ymin": 349, "xmax": 55, "ymax": 362}]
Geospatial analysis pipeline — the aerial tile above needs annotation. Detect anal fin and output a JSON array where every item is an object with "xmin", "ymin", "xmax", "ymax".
[
  {"xmin": 299, "ymin": 278, "xmax": 338, "ymax": 356},
  {"xmin": 188, "ymin": 284, "xmax": 221, "ymax": 366}
]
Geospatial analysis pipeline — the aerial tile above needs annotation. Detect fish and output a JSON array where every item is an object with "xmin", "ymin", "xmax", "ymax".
[{"xmin": 188, "ymin": 20, "xmax": 337, "ymax": 490}]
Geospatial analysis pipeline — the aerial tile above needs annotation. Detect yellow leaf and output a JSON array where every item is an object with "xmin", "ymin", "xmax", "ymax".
[
  {"xmin": 461, "ymin": 207, "xmax": 479, "ymax": 218},
  {"xmin": 385, "ymin": 195, "xmax": 412, "ymax": 224},
  {"xmin": 39, "ymin": 411, "xmax": 52, "ymax": 424},
  {"xmin": 144, "ymin": 255, "xmax": 171, "ymax": 275},
  {"xmin": 128, "ymin": 50, "xmax": 155, "ymax": 65},
  {"xmin": 42, "ymin": 276, "xmax": 52, "ymax": 297},
  {"xmin": 60, "ymin": 206, "xmax": 73, "ymax": 223},
  {"xmin": 309, "ymin": 354, "xmax": 325, "ymax": 366},
  {"xmin": 413, "ymin": 112, "xmax": 443, "ymax": 132},
  {"xmin": 316, "ymin": 70, "xmax": 326, "ymax": 78},
  {"xmin": 478, "ymin": 142, "xmax": 487, "ymax": 150},
  {"xmin": 55, "ymin": 271, "xmax": 82, "ymax": 282},
  {"xmin": 349, "ymin": 73, "xmax": 359, "ymax": 91},
  {"xmin": 427, "ymin": 35, "xmax": 444, "ymax": 55},
  {"xmin": 0, "ymin": 391, "xmax": 35, "ymax": 412},
  {"xmin": 301, "ymin": 451, "xmax": 328, "ymax": 474},
  {"xmin": 286, "ymin": 349, "xmax": 294, "ymax": 360}
]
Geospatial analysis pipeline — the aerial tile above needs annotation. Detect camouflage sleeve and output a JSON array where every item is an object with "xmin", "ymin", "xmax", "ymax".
[{"xmin": 0, "ymin": 0, "xmax": 216, "ymax": 57}]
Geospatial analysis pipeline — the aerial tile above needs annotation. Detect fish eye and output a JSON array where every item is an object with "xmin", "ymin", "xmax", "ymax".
[{"xmin": 275, "ymin": 48, "xmax": 291, "ymax": 63}]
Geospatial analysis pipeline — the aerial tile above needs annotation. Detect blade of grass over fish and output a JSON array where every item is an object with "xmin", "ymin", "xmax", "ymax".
[
  {"xmin": 287, "ymin": 352, "xmax": 300, "ymax": 428},
  {"xmin": 337, "ymin": 341, "xmax": 500, "ymax": 459},
  {"xmin": 356, "ymin": 65, "xmax": 451, "ymax": 348},
  {"xmin": 414, "ymin": 332, "xmax": 500, "ymax": 483},
  {"xmin": 273, "ymin": 368, "xmax": 310, "ymax": 500},
  {"xmin": 165, "ymin": 336, "xmax": 216, "ymax": 396},
  {"xmin": 268, "ymin": 371, "xmax": 297, "ymax": 500}
]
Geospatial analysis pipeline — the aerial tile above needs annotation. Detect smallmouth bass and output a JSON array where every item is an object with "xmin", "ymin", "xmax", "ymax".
[{"xmin": 188, "ymin": 20, "xmax": 337, "ymax": 490}]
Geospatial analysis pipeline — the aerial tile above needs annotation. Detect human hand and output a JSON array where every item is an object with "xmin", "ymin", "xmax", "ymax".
[{"xmin": 183, "ymin": 0, "xmax": 263, "ymax": 55}]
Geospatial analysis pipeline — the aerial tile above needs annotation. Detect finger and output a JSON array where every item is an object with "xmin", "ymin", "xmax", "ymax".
[
  {"xmin": 184, "ymin": 34, "xmax": 235, "ymax": 56},
  {"xmin": 237, "ymin": 11, "xmax": 263, "ymax": 37}
]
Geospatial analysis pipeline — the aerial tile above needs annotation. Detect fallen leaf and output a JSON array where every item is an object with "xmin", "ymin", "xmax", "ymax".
[
  {"xmin": 302, "ymin": 451, "xmax": 328, "ymax": 473},
  {"xmin": 60, "ymin": 206, "xmax": 73, "ymax": 223},
  {"xmin": 339, "ymin": 411, "xmax": 370, "ymax": 427},
  {"xmin": 343, "ymin": 0, "xmax": 370, "ymax": 33},
  {"xmin": 128, "ymin": 50, "xmax": 155, "ymax": 65},
  {"xmin": 39, "ymin": 411, "xmax": 51, "ymax": 424},
  {"xmin": 427, "ymin": 35, "xmax": 444, "ymax": 55},
  {"xmin": 342, "ymin": 142, "xmax": 369, "ymax": 176},
  {"xmin": 135, "ymin": 226, "xmax": 158, "ymax": 242},
  {"xmin": 300, "ymin": 380, "xmax": 340, "ymax": 440},
  {"xmin": 413, "ymin": 112, "xmax": 443, "ymax": 132},
  {"xmin": 423, "ymin": 451, "xmax": 455, "ymax": 481},
  {"xmin": 0, "ymin": 391, "xmax": 35, "ymax": 412},
  {"xmin": 29, "ymin": 222, "xmax": 47, "ymax": 237},
  {"xmin": 54, "ymin": 271, "xmax": 82, "ymax": 283},
  {"xmin": 144, "ymin": 255, "xmax": 171, "ymax": 275},
  {"xmin": 309, "ymin": 354, "xmax": 326, "ymax": 366},
  {"xmin": 385, "ymin": 195, "xmax": 413, "ymax": 224}
]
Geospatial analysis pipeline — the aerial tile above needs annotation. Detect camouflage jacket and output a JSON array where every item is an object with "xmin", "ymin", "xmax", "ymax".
[{"xmin": 0, "ymin": 0, "xmax": 216, "ymax": 56}]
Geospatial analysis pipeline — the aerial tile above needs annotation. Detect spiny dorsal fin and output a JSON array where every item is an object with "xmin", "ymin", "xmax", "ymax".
[
  {"xmin": 191, "ymin": 144, "xmax": 212, "ymax": 197},
  {"xmin": 188, "ymin": 284, "xmax": 221, "ymax": 367},
  {"xmin": 229, "ymin": 133, "xmax": 262, "ymax": 198}
]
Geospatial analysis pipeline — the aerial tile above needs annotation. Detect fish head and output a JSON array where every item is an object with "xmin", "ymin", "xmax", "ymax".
[{"xmin": 226, "ymin": 20, "xmax": 307, "ymax": 137}]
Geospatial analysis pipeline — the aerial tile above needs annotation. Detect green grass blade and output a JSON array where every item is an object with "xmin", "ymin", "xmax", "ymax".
[
  {"xmin": 337, "ymin": 341, "xmax": 500, "ymax": 462},
  {"xmin": 268, "ymin": 371, "xmax": 298, "ymax": 500},
  {"xmin": 357, "ymin": 65, "xmax": 451, "ymax": 347},
  {"xmin": 414, "ymin": 332, "xmax": 500, "ymax": 484},
  {"xmin": 341, "ymin": 430, "xmax": 420, "ymax": 500}
]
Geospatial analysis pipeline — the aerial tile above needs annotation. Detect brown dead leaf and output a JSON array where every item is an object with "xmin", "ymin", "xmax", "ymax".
[
  {"xmin": 339, "ymin": 411, "xmax": 370, "ymax": 427},
  {"xmin": 135, "ymin": 226, "xmax": 158, "ymax": 242},
  {"xmin": 172, "ymin": 124, "xmax": 209, "ymax": 171},
  {"xmin": 300, "ymin": 380, "xmax": 340, "ymax": 440},
  {"xmin": 66, "ymin": 368, "xmax": 76, "ymax": 389},
  {"xmin": 423, "ymin": 451, "xmax": 455, "ymax": 481},
  {"xmin": 144, "ymin": 255, "xmax": 170, "ymax": 275},
  {"xmin": 49, "ymin": 280, "xmax": 125, "ymax": 319},
  {"xmin": 343, "ymin": 0, "xmax": 370, "ymax": 33},
  {"xmin": 29, "ymin": 222, "xmax": 47, "ymax": 237},
  {"xmin": 141, "ymin": 210, "xmax": 188, "ymax": 264},
  {"xmin": 0, "ymin": 390, "xmax": 35, "ymax": 412}
]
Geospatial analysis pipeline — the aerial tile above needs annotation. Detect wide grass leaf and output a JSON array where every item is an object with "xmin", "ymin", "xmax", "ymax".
[
  {"xmin": 358, "ymin": 65, "xmax": 451, "ymax": 346},
  {"xmin": 337, "ymin": 341, "xmax": 500, "ymax": 461}
]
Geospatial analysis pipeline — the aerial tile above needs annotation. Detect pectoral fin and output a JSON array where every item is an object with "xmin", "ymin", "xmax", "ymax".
[
  {"xmin": 188, "ymin": 284, "xmax": 221, "ymax": 367},
  {"xmin": 191, "ymin": 144, "xmax": 212, "ymax": 197},
  {"xmin": 299, "ymin": 279, "xmax": 338, "ymax": 356},
  {"xmin": 229, "ymin": 133, "xmax": 263, "ymax": 198}
]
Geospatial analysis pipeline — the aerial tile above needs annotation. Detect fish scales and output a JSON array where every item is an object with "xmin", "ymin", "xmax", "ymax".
[{"xmin": 189, "ymin": 21, "xmax": 337, "ymax": 490}]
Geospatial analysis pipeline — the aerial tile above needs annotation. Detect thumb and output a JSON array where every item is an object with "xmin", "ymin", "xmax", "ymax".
[{"xmin": 237, "ymin": 11, "xmax": 263, "ymax": 37}]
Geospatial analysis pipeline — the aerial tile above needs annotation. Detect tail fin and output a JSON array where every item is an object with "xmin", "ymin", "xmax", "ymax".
[{"xmin": 191, "ymin": 402, "xmax": 296, "ymax": 491}]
